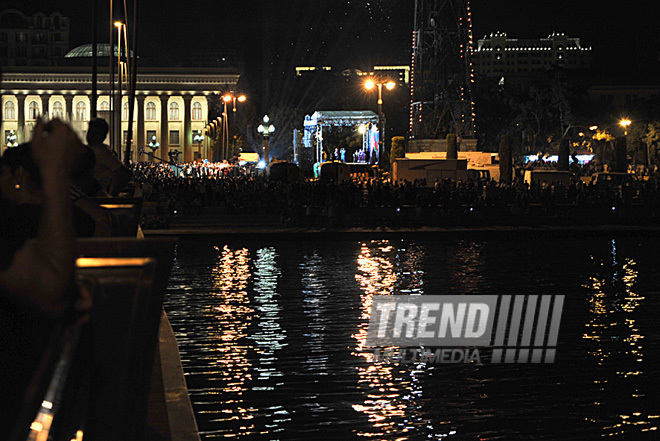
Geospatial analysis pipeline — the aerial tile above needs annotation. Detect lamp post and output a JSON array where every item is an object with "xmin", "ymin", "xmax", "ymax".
[
  {"xmin": 257, "ymin": 115, "xmax": 275, "ymax": 163},
  {"xmin": 148, "ymin": 135, "xmax": 160, "ymax": 162},
  {"xmin": 365, "ymin": 78, "xmax": 395, "ymax": 165},
  {"xmin": 619, "ymin": 118, "xmax": 631, "ymax": 136},
  {"xmin": 221, "ymin": 93, "xmax": 246, "ymax": 160},
  {"xmin": 6, "ymin": 130, "xmax": 18, "ymax": 148},
  {"xmin": 114, "ymin": 21, "xmax": 129, "ymax": 163}
]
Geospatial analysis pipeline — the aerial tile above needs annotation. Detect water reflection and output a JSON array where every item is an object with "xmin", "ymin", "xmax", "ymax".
[
  {"xmin": 300, "ymin": 252, "xmax": 331, "ymax": 374},
  {"xmin": 352, "ymin": 240, "xmax": 430, "ymax": 439},
  {"xmin": 203, "ymin": 245, "xmax": 256, "ymax": 436},
  {"xmin": 164, "ymin": 238, "xmax": 660, "ymax": 440},
  {"xmin": 583, "ymin": 239, "xmax": 657, "ymax": 436},
  {"xmin": 251, "ymin": 247, "xmax": 287, "ymax": 383}
]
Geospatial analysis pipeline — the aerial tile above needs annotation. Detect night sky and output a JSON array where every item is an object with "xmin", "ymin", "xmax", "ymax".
[
  {"xmin": 5, "ymin": 0, "xmax": 659, "ymax": 112},
  {"xmin": 9, "ymin": 0, "xmax": 659, "ymax": 66}
]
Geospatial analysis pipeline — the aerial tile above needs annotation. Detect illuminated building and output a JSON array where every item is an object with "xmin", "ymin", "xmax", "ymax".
[
  {"xmin": 1, "ymin": 44, "xmax": 240, "ymax": 162},
  {"xmin": 472, "ymin": 32, "xmax": 592, "ymax": 77}
]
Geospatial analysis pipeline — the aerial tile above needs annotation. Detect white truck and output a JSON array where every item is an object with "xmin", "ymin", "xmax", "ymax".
[{"xmin": 393, "ymin": 159, "xmax": 468, "ymax": 186}]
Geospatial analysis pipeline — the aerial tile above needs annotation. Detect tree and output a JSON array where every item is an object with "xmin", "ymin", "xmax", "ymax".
[
  {"xmin": 644, "ymin": 121, "xmax": 660, "ymax": 165},
  {"xmin": 614, "ymin": 136, "xmax": 628, "ymax": 172},
  {"xmin": 390, "ymin": 136, "xmax": 405, "ymax": 169},
  {"xmin": 499, "ymin": 134, "xmax": 512, "ymax": 183},
  {"xmin": 557, "ymin": 138, "xmax": 570, "ymax": 171}
]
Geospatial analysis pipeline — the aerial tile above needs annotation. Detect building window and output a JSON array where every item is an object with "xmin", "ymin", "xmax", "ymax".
[
  {"xmin": 99, "ymin": 100, "xmax": 110, "ymax": 111},
  {"xmin": 147, "ymin": 130, "xmax": 157, "ymax": 143},
  {"xmin": 123, "ymin": 130, "xmax": 129, "ymax": 145},
  {"xmin": 76, "ymin": 102, "xmax": 87, "ymax": 121},
  {"xmin": 169, "ymin": 130, "xmax": 180, "ymax": 145},
  {"xmin": 4, "ymin": 101, "xmax": 15, "ymax": 120},
  {"xmin": 28, "ymin": 101, "xmax": 40, "ymax": 119},
  {"xmin": 123, "ymin": 102, "xmax": 129, "ymax": 121},
  {"xmin": 52, "ymin": 101, "xmax": 64, "ymax": 118},
  {"xmin": 146, "ymin": 102, "xmax": 156, "ymax": 120},
  {"xmin": 192, "ymin": 102, "xmax": 203, "ymax": 121},
  {"xmin": 169, "ymin": 102, "xmax": 179, "ymax": 121}
]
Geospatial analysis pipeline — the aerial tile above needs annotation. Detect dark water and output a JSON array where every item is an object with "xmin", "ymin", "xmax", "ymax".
[{"xmin": 164, "ymin": 237, "xmax": 660, "ymax": 440}]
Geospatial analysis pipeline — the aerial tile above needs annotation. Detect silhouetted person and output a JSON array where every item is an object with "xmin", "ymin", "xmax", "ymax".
[{"xmin": 87, "ymin": 118, "xmax": 132, "ymax": 196}]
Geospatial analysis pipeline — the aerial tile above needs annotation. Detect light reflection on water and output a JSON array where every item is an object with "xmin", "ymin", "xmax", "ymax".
[
  {"xmin": 352, "ymin": 241, "xmax": 423, "ymax": 439},
  {"xmin": 582, "ymin": 239, "xmax": 659, "ymax": 437},
  {"xmin": 165, "ymin": 238, "xmax": 660, "ymax": 440}
]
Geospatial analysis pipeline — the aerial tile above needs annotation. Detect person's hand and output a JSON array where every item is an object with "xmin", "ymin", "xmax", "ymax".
[{"xmin": 31, "ymin": 118, "xmax": 85, "ymax": 183}]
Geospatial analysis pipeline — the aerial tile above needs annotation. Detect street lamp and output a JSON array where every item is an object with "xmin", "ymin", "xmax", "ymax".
[
  {"xmin": 257, "ymin": 115, "xmax": 275, "ymax": 163},
  {"xmin": 619, "ymin": 118, "xmax": 631, "ymax": 136},
  {"xmin": 113, "ymin": 21, "xmax": 129, "ymax": 162},
  {"xmin": 6, "ymin": 130, "xmax": 18, "ymax": 148},
  {"xmin": 221, "ymin": 93, "xmax": 246, "ymax": 160},
  {"xmin": 365, "ymin": 78, "xmax": 396, "ymax": 165},
  {"xmin": 148, "ymin": 135, "xmax": 160, "ymax": 162}
]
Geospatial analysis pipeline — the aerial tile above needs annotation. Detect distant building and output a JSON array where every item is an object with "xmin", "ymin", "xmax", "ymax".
[
  {"xmin": 295, "ymin": 65, "xmax": 410, "ymax": 87},
  {"xmin": 472, "ymin": 32, "xmax": 591, "ymax": 77},
  {"xmin": 295, "ymin": 66, "xmax": 332, "ymax": 77},
  {"xmin": 0, "ymin": 9, "xmax": 70, "ymax": 66},
  {"xmin": 374, "ymin": 65, "xmax": 410, "ymax": 86}
]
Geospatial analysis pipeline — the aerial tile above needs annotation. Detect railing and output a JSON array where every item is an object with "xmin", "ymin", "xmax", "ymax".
[{"xmin": 10, "ymin": 192, "xmax": 179, "ymax": 440}]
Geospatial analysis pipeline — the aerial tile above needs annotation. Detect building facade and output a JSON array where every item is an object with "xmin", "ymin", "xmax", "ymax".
[
  {"xmin": 472, "ymin": 32, "xmax": 591, "ymax": 77},
  {"xmin": 0, "ymin": 9, "xmax": 70, "ymax": 67},
  {"xmin": 1, "ymin": 57, "xmax": 240, "ymax": 162}
]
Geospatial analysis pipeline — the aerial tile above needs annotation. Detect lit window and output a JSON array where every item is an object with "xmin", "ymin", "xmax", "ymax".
[
  {"xmin": 169, "ymin": 102, "xmax": 179, "ymax": 121},
  {"xmin": 99, "ymin": 101, "xmax": 109, "ymax": 111},
  {"xmin": 28, "ymin": 101, "xmax": 40, "ymax": 119},
  {"xmin": 169, "ymin": 130, "xmax": 180, "ymax": 145},
  {"xmin": 4, "ymin": 101, "xmax": 15, "ymax": 120},
  {"xmin": 123, "ymin": 102, "xmax": 129, "ymax": 121},
  {"xmin": 192, "ymin": 102, "xmax": 203, "ymax": 121},
  {"xmin": 76, "ymin": 102, "xmax": 87, "ymax": 121},
  {"xmin": 146, "ymin": 102, "xmax": 156, "ymax": 120},
  {"xmin": 52, "ymin": 101, "xmax": 64, "ymax": 118}
]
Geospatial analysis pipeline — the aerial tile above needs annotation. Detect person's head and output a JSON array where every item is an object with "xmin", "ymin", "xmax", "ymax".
[
  {"xmin": 0, "ymin": 143, "xmax": 41, "ymax": 203},
  {"xmin": 87, "ymin": 118, "xmax": 109, "ymax": 145}
]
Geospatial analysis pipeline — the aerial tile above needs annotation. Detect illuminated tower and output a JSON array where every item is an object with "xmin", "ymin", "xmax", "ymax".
[{"xmin": 409, "ymin": 0, "xmax": 475, "ymax": 140}]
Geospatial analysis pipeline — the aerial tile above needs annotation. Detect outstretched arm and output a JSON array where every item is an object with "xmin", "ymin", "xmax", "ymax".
[{"xmin": 0, "ymin": 119, "xmax": 83, "ymax": 316}]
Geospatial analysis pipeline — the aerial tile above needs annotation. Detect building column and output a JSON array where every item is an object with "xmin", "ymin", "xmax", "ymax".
[
  {"xmin": 183, "ymin": 95, "xmax": 192, "ymax": 162},
  {"xmin": 64, "ymin": 94, "xmax": 74, "ymax": 124},
  {"xmin": 42, "ymin": 94, "xmax": 51, "ymax": 119},
  {"xmin": 159, "ymin": 95, "xmax": 169, "ymax": 162},
  {"xmin": 206, "ymin": 95, "xmax": 216, "ymax": 162},
  {"xmin": 137, "ymin": 95, "xmax": 145, "ymax": 162},
  {"xmin": 16, "ymin": 94, "xmax": 26, "ymax": 142}
]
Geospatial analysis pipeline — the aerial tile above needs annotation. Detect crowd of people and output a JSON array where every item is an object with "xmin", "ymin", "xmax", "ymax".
[{"xmin": 130, "ymin": 160, "xmax": 660, "ymax": 229}]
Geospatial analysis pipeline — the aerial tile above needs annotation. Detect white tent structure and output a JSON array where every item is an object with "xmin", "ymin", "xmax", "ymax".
[{"xmin": 301, "ymin": 110, "xmax": 380, "ymax": 164}]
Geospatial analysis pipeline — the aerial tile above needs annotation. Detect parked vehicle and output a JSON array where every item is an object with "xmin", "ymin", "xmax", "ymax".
[{"xmin": 523, "ymin": 170, "xmax": 571, "ymax": 186}]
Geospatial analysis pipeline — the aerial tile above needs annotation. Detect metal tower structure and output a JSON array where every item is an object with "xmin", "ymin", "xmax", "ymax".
[{"xmin": 409, "ymin": 0, "xmax": 475, "ymax": 140}]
